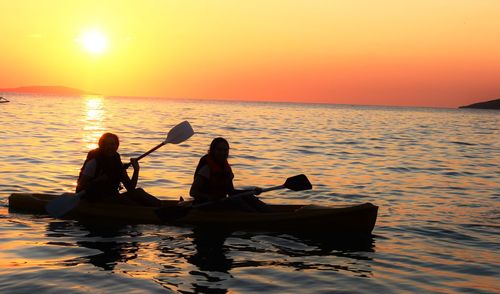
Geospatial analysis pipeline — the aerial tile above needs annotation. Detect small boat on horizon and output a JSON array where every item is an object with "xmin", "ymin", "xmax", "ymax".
[{"xmin": 0, "ymin": 96, "xmax": 10, "ymax": 103}]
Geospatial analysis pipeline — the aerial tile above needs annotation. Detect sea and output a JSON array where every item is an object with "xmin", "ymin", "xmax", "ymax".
[{"xmin": 0, "ymin": 94, "xmax": 498, "ymax": 293}]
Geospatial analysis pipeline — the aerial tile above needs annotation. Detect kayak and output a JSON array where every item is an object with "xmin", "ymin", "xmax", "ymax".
[{"xmin": 8, "ymin": 193, "xmax": 378, "ymax": 234}]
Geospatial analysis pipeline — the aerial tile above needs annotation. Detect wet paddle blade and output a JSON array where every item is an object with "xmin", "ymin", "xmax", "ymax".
[
  {"xmin": 284, "ymin": 174, "xmax": 312, "ymax": 191},
  {"xmin": 164, "ymin": 121, "xmax": 194, "ymax": 144},
  {"xmin": 45, "ymin": 192, "xmax": 82, "ymax": 218}
]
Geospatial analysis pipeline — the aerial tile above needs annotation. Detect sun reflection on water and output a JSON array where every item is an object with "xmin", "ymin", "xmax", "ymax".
[
  {"xmin": 1, "ymin": 96, "xmax": 498, "ymax": 293},
  {"xmin": 82, "ymin": 96, "xmax": 105, "ymax": 149}
]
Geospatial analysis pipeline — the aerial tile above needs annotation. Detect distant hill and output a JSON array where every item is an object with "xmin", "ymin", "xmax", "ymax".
[
  {"xmin": 459, "ymin": 99, "xmax": 500, "ymax": 110},
  {"xmin": 0, "ymin": 86, "xmax": 98, "ymax": 96}
]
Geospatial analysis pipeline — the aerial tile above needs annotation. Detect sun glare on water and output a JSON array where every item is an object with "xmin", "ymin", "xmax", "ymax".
[{"xmin": 78, "ymin": 30, "xmax": 108, "ymax": 55}]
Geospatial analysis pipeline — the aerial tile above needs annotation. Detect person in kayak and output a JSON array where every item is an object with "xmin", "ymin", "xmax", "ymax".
[
  {"xmin": 189, "ymin": 137, "xmax": 268, "ymax": 211},
  {"xmin": 76, "ymin": 132, "xmax": 161, "ymax": 206}
]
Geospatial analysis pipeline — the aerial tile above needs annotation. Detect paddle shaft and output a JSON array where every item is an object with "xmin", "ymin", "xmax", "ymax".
[
  {"xmin": 137, "ymin": 142, "xmax": 166, "ymax": 161},
  {"xmin": 123, "ymin": 120, "xmax": 194, "ymax": 169},
  {"xmin": 230, "ymin": 185, "xmax": 284, "ymax": 198},
  {"xmin": 188, "ymin": 174, "xmax": 310, "ymax": 210},
  {"xmin": 124, "ymin": 141, "xmax": 166, "ymax": 169},
  {"xmin": 155, "ymin": 174, "xmax": 311, "ymax": 222},
  {"xmin": 193, "ymin": 185, "xmax": 285, "ymax": 208},
  {"xmin": 193, "ymin": 174, "xmax": 309, "ymax": 204}
]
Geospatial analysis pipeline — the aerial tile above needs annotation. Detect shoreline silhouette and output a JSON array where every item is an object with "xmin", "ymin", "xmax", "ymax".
[{"xmin": 459, "ymin": 98, "xmax": 500, "ymax": 110}]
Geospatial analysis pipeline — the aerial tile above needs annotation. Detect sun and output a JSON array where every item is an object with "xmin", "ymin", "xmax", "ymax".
[{"xmin": 78, "ymin": 30, "xmax": 108, "ymax": 55}]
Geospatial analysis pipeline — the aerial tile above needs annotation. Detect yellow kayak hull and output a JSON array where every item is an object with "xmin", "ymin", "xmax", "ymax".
[{"xmin": 8, "ymin": 193, "xmax": 378, "ymax": 234}]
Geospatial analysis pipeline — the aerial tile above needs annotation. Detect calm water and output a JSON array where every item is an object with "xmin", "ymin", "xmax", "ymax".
[{"xmin": 0, "ymin": 95, "xmax": 498, "ymax": 293}]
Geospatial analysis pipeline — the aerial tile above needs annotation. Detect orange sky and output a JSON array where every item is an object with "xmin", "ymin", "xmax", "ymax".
[{"xmin": 1, "ymin": 1, "xmax": 499, "ymax": 107}]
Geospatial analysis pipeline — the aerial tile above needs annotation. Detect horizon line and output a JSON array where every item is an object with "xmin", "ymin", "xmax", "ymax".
[
  {"xmin": 1, "ymin": 90, "xmax": 466, "ymax": 109},
  {"xmin": 0, "ymin": 85, "xmax": 494, "ymax": 109}
]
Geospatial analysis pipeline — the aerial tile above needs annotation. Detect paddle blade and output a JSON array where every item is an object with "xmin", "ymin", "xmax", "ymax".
[
  {"xmin": 45, "ymin": 192, "xmax": 82, "ymax": 218},
  {"xmin": 164, "ymin": 121, "xmax": 194, "ymax": 144},
  {"xmin": 284, "ymin": 174, "xmax": 312, "ymax": 191}
]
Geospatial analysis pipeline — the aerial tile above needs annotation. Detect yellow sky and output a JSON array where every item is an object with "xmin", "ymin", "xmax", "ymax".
[{"xmin": 1, "ymin": 1, "xmax": 499, "ymax": 107}]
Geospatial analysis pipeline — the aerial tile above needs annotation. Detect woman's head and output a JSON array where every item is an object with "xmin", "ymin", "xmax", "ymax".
[
  {"xmin": 98, "ymin": 133, "xmax": 120, "ymax": 156},
  {"xmin": 208, "ymin": 137, "xmax": 229, "ymax": 163}
]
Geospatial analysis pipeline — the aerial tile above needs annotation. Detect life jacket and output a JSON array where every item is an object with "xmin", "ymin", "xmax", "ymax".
[
  {"xmin": 76, "ymin": 148, "xmax": 123, "ymax": 196},
  {"xmin": 194, "ymin": 154, "xmax": 233, "ymax": 200}
]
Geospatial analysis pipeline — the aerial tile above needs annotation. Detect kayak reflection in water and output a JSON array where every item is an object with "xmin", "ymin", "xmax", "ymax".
[
  {"xmin": 76, "ymin": 132, "xmax": 161, "ymax": 206},
  {"xmin": 189, "ymin": 137, "xmax": 269, "ymax": 212}
]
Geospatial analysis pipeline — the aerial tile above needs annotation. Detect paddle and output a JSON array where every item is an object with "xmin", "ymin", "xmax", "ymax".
[
  {"xmin": 45, "ymin": 120, "xmax": 195, "ymax": 218},
  {"xmin": 155, "ymin": 174, "xmax": 312, "ymax": 222},
  {"xmin": 123, "ymin": 120, "xmax": 194, "ymax": 169}
]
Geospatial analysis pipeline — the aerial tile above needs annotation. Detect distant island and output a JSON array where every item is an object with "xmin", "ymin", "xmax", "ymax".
[
  {"xmin": 0, "ymin": 86, "xmax": 98, "ymax": 96},
  {"xmin": 459, "ymin": 98, "xmax": 500, "ymax": 110}
]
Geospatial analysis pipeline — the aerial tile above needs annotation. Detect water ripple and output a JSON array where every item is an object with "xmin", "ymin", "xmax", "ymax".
[{"xmin": 1, "ymin": 96, "xmax": 499, "ymax": 293}]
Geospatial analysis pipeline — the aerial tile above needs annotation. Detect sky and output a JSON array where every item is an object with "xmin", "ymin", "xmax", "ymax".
[{"xmin": 0, "ymin": 1, "xmax": 499, "ymax": 107}]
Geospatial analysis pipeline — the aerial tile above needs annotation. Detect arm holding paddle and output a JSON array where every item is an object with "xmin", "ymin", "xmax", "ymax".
[
  {"xmin": 184, "ymin": 137, "xmax": 308, "ymax": 214},
  {"xmin": 156, "ymin": 174, "xmax": 312, "ymax": 222},
  {"xmin": 189, "ymin": 171, "xmax": 260, "ymax": 202},
  {"xmin": 77, "ymin": 156, "xmax": 140, "ymax": 194},
  {"xmin": 219, "ymin": 174, "xmax": 310, "ymax": 203},
  {"xmin": 188, "ymin": 137, "xmax": 266, "ymax": 207},
  {"xmin": 121, "ymin": 158, "xmax": 140, "ymax": 191},
  {"xmin": 46, "ymin": 121, "xmax": 195, "ymax": 218}
]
